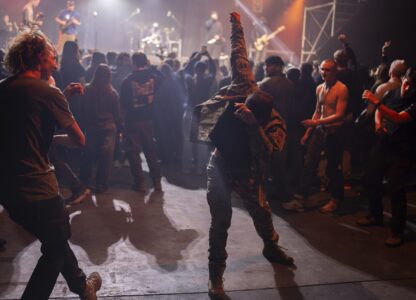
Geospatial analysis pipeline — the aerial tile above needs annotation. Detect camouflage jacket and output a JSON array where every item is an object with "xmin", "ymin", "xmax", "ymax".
[{"xmin": 191, "ymin": 13, "xmax": 286, "ymax": 170}]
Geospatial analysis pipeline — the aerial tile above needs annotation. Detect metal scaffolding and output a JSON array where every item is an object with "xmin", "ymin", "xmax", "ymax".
[{"xmin": 300, "ymin": 0, "xmax": 364, "ymax": 64}]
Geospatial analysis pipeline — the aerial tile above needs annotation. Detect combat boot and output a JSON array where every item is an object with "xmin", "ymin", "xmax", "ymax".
[
  {"xmin": 263, "ymin": 243, "xmax": 295, "ymax": 266},
  {"xmin": 208, "ymin": 264, "xmax": 230, "ymax": 300}
]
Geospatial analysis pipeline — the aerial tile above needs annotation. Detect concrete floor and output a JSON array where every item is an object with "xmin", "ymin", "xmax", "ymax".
[{"xmin": 1, "ymin": 165, "xmax": 416, "ymax": 300}]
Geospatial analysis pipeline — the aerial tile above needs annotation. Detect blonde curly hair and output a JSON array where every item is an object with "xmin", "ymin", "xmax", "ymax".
[{"xmin": 4, "ymin": 30, "xmax": 53, "ymax": 75}]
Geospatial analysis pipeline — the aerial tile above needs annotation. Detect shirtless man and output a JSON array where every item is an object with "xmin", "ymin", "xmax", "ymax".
[
  {"xmin": 22, "ymin": 0, "xmax": 43, "ymax": 30},
  {"xmin": 283, "ymin": 59, "xmax": 348, "ymax": 213}
]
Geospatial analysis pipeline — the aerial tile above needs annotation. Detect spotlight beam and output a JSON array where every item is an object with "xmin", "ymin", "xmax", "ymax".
[{"xmin": 234, "ymin": 0, "xmax": 299, "ymax": 65}]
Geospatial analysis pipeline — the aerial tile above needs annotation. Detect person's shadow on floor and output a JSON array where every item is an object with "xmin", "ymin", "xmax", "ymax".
[{"xmin": 69, "ymin": 189, "xmax": 199, "ymax": 271}]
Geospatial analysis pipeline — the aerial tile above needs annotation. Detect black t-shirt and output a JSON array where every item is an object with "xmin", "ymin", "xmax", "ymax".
[
  {"xmin": 120, "ymin": 67, "xmax": 163, "ymax": 122},
  {"xmin": 0, "ymin": 76, "xmax": 75, "ymax": 202},
  {"xmin": 209, "ymin": 100, "xmax": 252, "ymax": 176},
  {"xmin": 383, "ymin": 94, "xmax": 416, "ymax": 153}
]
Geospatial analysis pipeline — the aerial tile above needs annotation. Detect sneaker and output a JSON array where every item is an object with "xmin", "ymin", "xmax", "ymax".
[
  {"xmin": 66, "ymin": 187, "xmax": 92, "ymax": 206},
  {"xmin": 385, "ymin": 234, "xmax": 403, "ymax": 248},
  {"xmin": 82, "ymin": 272, "xmax": 102, "ymax": 300},
  {"xmin": 282, "ymin": 195, "xmax": 305, "ymax": 212},
  {"xmin": 208, "ymin": 277, "xmax": 230, "ymax": 300},
  {"xmin": 356, "ymin": 215, "xmax": 383, "ymax": 227},
  {"xmin": 319, "ymin": 199, "xmax": 337, "ymax": 214},
  {"xmin": 262, "ymin": 243, "xmax": 294, "ymax": 266}
]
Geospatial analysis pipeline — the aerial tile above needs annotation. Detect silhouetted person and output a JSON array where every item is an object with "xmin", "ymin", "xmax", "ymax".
[
  {"xmin": 80, "ymin": 64, "xmax": 123, "ymax": 193},
  {"xmin": 85, "ymin": 51, "xmax": 106, "ymax": 83},
  {"xmin": 120, "ymin": 52, "xmax": 164, "ymax": 192},
  {"xmin": 358, "ymin": 67, "xmax": 416, "ymax": 247}
]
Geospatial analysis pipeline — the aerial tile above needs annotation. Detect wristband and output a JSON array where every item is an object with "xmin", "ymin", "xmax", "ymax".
[{"xmin": 374, "ymin": 101, "xmax": 382, "ymax": 108}]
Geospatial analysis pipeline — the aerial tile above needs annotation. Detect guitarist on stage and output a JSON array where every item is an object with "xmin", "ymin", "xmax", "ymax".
[
  {"xmin": 205, "ymin": 11, "xmax": 225, "ymax": 59},
  {"xmin": 251, "ymin": 18, "xmax": 285, "ymax": 65},
  {"xmin": 22, "ymin": 0, "xmax": 44, "ymax": 30},
  {"xmin": 250, "ymin": 17, "xmax": 268, "ymax": 64},
  {"xmin": 55, "ymin": 1, "xmax": 81, "ymax": 55}
]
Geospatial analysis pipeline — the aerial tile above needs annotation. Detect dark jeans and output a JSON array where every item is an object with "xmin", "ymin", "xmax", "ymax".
[
  {"xmin": 125, "ymin": 120, "xmax": 161, "ymax": 184},
  {"xmin": 206, "ymin": 154, "xmax": 279, "ymax": 268},
  {"xmin": 2, "ymin": 196, "xmax": 86, "ymax": 299},
  {"xmin": 49, "ymin": 145, "xmax": 85, "ymax": 195},
  {"xmin": 298, "ymin": 126, "xmax": 344, "ymax": 201},
  {"xmin": 365, "ymin": 139, "xmax": 413, "ymax": 234},
  {"xmin": 80, "ymin": 126, "xmax": 117, "ymax": 188}
]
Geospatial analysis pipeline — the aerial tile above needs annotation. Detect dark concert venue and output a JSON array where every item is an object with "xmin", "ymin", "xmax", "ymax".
[{"xmin": 0, "ymin": 0, "xmax": 415, "ymax": 299}]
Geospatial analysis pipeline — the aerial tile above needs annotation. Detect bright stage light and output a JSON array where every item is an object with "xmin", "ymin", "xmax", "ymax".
[{"xmin": 234, "ymin": 0, "xmax": 300, "ymax": 65}]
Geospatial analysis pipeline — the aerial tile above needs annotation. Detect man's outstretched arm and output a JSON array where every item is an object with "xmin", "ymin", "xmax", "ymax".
[{"xmin": 229, "ymin": 12, "xmax": 255, "ymax": 86}]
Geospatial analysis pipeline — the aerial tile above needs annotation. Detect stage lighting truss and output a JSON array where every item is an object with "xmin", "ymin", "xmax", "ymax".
[{"xmin": 301, "ymin": 0, "xmax": 364, "ymax": 64}]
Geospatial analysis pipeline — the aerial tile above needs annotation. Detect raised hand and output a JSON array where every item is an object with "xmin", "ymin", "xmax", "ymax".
[
  {"xmin": 382, "ymin": 40, "xmax": 391, "ymax": 50},
  {"xmin": 338, "ymin": 33, "xmax": 347, "ymax": 43},
  {"xmin": 382, "ymin": 40, "xmax": 391, "ymax": 55},
  {"xmin": 230, "ymin": 12, "xmax": 240, "ymax": 23}
]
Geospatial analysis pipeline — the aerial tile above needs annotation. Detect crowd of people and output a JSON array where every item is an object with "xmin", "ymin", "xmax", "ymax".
[{"xmin": 0, "ymin": 5, "xmax": 415, "ymax": 300}]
